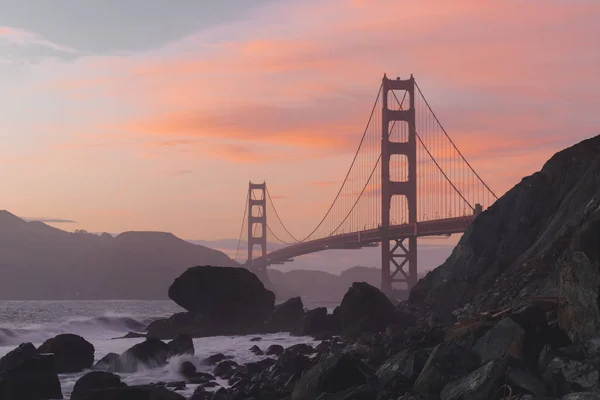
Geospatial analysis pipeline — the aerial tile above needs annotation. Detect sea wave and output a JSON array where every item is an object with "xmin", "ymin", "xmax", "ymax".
[{"xmin": 0, "ymin": 313, "xmax": 153, "ymax": 346}]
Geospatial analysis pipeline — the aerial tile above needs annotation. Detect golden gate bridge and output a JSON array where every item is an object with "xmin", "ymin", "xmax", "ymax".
[{"xmin": 234, "ymin": 74, "xmax": 497, "ymax": 294}]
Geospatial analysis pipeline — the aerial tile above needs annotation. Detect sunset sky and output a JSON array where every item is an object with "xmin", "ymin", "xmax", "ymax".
[{"xmin": 1, "ymin": 0, "xmax": 599, "ymax": 244}]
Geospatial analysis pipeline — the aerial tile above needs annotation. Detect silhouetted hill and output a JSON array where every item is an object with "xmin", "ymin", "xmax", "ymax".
[
  {"xmin": 267, "ymin": 266, "xmax": 428, "ymax": 302},
  {"xmin": 0, "ymin": 211, "xmax": 236, "ymax": 299}
]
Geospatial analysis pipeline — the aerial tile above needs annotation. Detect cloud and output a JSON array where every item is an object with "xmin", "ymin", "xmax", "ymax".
[
  {"xmin": 0, "ymin": 26, "xmax": 76, "ymax": 53},
  {"xmin": 22, "ymin": 217, "xmax": 76, "ymax": 223}
]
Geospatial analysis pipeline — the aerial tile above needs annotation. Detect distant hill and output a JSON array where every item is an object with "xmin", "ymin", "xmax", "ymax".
[
  {"xmin": 267, "ymin": 266, "xmax": 429, "ymax": 302},
  {"xmin": 0, "ymin": 210, "xmax": 236, "ymax": 299}
]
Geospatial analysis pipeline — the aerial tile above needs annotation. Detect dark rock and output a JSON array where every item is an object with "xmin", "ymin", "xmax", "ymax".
[
  {"xmin": 561, "ymin": 394, "xmax": 600, "ymax": 400},
  {"xmin": 267, "ymin": 297, "xmax": 305, "ymax": 332},
  {"xmin": 376, "ymin": 348, "xmax": 429, "ymax": 391},
  {"xmin": 168, "ymin": 265, "xmax": 275, "ymax": 322},
  {"xmin": 250, "ymin": 345, "xmax": 264, "ymax": 355},
  {"xmin": 93, "ymin": 353, "xmax": 121, "ymax": 372},
  {"xmin": 38, "ymin": 333, "xmax": 95, "ymax": 373},
  {"xmin": 179, "ymin": 361, "xmax": 196, "ymax": 378},
  {"xmin": 166, "ymin": 381, "xmax": 185, "ymax": 388},
  {"xmin": 291, "ymin": 353, "xmax": 376, "ymax": 400},
  {"xmin": 84, "ymin": 385, "xmax": 185, "ymax": 399},
  {"xmin": 338, "ymin": 282, "xmax": 398, "ymax": 337},
  {"xmin": 507, "ymin": 364, "xmax": 546, "ymax": 397},
  {"xmin": 214, "ymin": 360, "xmax": 239, "ymax": 379},
  {"xmin": 71, "ymin": 371, "xmax": 126, "ymax": 400},
  {"xmin": 285, "ymin": 343, "xmax": 314, "ymax": 357},
  {"xmin": 167, "ymin": 333, "xmax": 194, "ymax": 356},
  {"xmin": 315, "ymin": 385, "xmax": 378, "ymax": 400},
  {"xmin": 112, "ymin": 332, "xmax": 146, "ymax": 339},
  {"xmin": 294, "ymin": 307, "xmax": 340, "ymax": 337},
  {"xmin": 0, "ymin": 343, "xmax": 63, "ymax": 400},
  {"xmin": 472, "ymin": 317, "xmax": 526, "ymax": 364},
  {"xmin": 409, "ymin": 135, "xmax": 600, "ymax": 327},
  {"xmin": 250, "ymin": 337, "xmax": 262, "ymax": 342},
  {"xmin": 119, "ymin": 338, "xmax": 170, "ymax": 372},
  {"xmin": 266, "ymin": 345, "xmax": 284, "ymax": 356},
  {"xmin": 203, "ymin": 353, "xmax": 228, "ymax": 365},
  {"xmin": 539, "ymin": 345, "xmax": 600, "ymax": 395},
  {"xmin": 440, "ymin": 357, "xmax": 508, "ymax": 400},
  {"xmin": 413, "ymin": 341, "xmax": 481, "ymax": 394}
]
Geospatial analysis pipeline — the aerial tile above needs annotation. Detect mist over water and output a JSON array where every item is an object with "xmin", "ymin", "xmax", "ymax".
[{"xmin": 0, "ymin": 300, "xmax": 319, "ymax": 399}]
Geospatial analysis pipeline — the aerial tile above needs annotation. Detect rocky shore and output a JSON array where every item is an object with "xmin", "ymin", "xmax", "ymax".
[{"xmin": 3, "ymin": 135, "xmax": 600, "ymax": 399}]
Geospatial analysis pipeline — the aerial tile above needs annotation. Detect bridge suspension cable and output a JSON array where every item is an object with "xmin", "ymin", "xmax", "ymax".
[
  {"xmin": 233, "ymin": 189, "xmax": 249, "ymax": 262},
  {"xmin": 414, "ymin": 81, "xmax": 498, "ymax": 200}
]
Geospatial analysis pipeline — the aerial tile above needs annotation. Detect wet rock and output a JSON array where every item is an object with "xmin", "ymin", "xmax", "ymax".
[
  {"xmin": 294, "ymin": 307, "xmax": 340, "ymax": 337},
  {"xmin": 291, "ymin": 353, "xmax": 376, "ymax": 400},
  {"xmin": 214, "ymin": 360, "xmax": 239, "ymax": 379},
  {"xmin": 0, "ymin": 343, "xmax": 63, "ymax": 400},
  {"xmin": 38, "ymin": 333, "xmax": 95, "ymax": 373},
  {"xmin": 250, "ymin": 345, "xmax": 264, "ymax": 355},
  {"xmin": 338, "ymin": 282, "xmax": 398, "ymax": 337},
  {"xmin": 190, "ymin": 386, "xmax": 211, "ymax": 400},
  {"xmin": 83, "ymin": 385, "xmax": 185, "ymax": 400},
  {"xmin": 376, "ymin": 348, "xmax": 429, "ymax": 391},
  {"xmin": 440, "ymin": 357, "xmax": 508, "ymax": 400},
  {"xmin": 202, "ymin": 353, "xmax": 228, "ymax": 365},
  {"xmin": 179, "ymin": 361, "xmax": 196, "ymax": 378},
  {"xmin": 119, "ymin": 338, "xmax": 170, "ymax": 372},
  {"xmin": 267, "ymin": 297, "xmax": 305, "ymax": 333},
  {"xmin": 93, "ymin": 352, "xmax": 120, "ymax": 372},
  {"xmin": 413, "ymin": 341, "xmax": 481, "ymax": 394},
  {"xmin": 285, "ymin": 343, "xmax": 314, "ymax": 357},
  {"xmin": 71, "ymin": 371, "xmax": 126, "ymax": 400},
  {"xmin": 250, "ymin": 337, "xmax": 262, "ymax": 341},
  {"xmin": 113, "ymin": 331, "xmax": 146, "ymax": 339},
  {"xmin": 472, "ymin": 317, "xmax": 526, "ymax": 364},
  {"xmin": 266, "ymin": 344, "xmax": 284, "ymax": 356},
  {"xmin": 167, "ymin": 333, "xmax": 194, "ymax": 356},
  {"xmin": 168, "ymin": 265, "xmax": 275, "ymax": 322}
]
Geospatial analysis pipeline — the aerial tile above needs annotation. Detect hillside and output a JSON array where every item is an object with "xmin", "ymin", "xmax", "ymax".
[
  {"xmin": 410, "ymin": 134, "xmax": 600, "ymax": 339},
  {"xmin": 0, "ymin": 211, "xmax": 236, "ymax": 299}
]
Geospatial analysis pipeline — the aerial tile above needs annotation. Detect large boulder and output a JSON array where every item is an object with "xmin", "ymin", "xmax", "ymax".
[
  {"xmin": 338, "ymin": 282, "xmax": 397, "ymax": 337},
  {"xmin": 293, "ymin": 308, "xmax": 340, "ymax": 337},
  {"xmin": 118, "ymin": 338, "xmax": 170, "ymax": 373},
  {"xmin": 0, "ymin": 342, "xmax": 63, "ymax": 400},
  {"xmin": 168, "ymin": 266, "xmax": 275, "ymax": 323},
  {"xmin": 291, "ymin": 353, "xmax": 376, "ymax": 400},
  {"xmin": 167, "ymin": 334, "xmax": 194, "ymax": 356},
  {"xmin": 413, "ymin": 341, "xmax": 481, "ymax": 394},
  {"xmin": 409, "ymin": 135, "xmax": 600, "ymax": 333},
  {"xmin": 71, "ymin": 371, "xmax": 126, "ymax": 400},
  {"xmin": 266, "ymin": 297, "xmax": 305, "ymax": 332},
  {"xmin": 472, "ymin": 317, "xmax": 526, "ymax": 364},
  {"xmin": 38, "ymin": 333, "xmax": 95, "ymax": 373}
]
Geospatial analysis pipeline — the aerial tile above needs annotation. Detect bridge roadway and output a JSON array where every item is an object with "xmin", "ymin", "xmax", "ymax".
[{"xmin": 247, "ymin": 215, "xmax": 474, "ymax": 268}]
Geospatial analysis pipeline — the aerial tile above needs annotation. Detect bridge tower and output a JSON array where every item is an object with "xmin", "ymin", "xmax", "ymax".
[
  {"xmin": 381, "ymin": 74, "xmax": 418, "ymax": 295},
  {"xmin": 247, "ymin": 182, "xmax": 268, "ymax": 279}
]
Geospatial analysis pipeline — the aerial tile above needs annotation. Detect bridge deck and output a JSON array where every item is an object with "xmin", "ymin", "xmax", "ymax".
[{"xmin": 247, "ymin": 215, "xmax": 473, "ymax": 267}]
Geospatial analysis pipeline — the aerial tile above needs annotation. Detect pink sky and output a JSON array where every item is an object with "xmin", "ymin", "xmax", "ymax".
[{"xmin": 0, "ymin": 0, "xmax": 598, "ymax": 241}]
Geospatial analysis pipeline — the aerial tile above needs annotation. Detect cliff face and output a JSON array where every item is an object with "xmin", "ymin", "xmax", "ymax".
[{"xmin": 409, "ymin": 135, "xmax": 600, "ymax": 340}]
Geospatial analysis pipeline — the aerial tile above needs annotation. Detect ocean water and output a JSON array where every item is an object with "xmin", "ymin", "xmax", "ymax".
[{"xmin": 0, "ymin": 300, "xmax": 320, "ymax": 399}]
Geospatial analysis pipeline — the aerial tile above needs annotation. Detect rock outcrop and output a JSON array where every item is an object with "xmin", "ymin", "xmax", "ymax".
[
  {"xmin": 147, "ymin": 266, "xmax": 276, "ymax": 339},
  {"xmin": 38, "ymin": 333, "xmax": 95, "ymax": 373},
  {"xmin": 0, "ymin": 342, "xmax": 63, "ymax": 400},
  {"xmin": 168, "ymin": 266, "xmax": 275, "ymax": 322},
  {"xmin": 266, "ymin": 297, "xmax": 305, "ymax": 333},
  {"xmin": 409, "ymin": 135, "xmax": 600, "ymax": 343}
]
